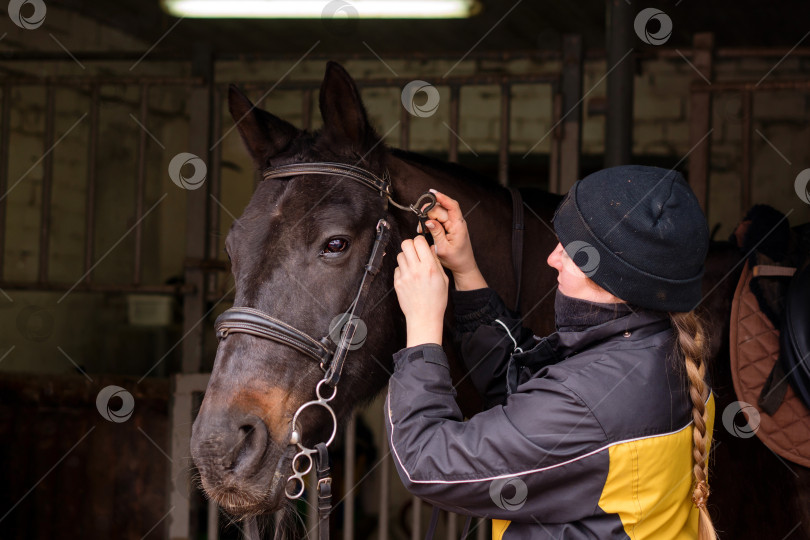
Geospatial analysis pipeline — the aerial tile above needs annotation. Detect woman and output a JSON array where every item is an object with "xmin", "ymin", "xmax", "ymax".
[{"xmin": 388, "ymin": 165, "xmax": 716, "ymax": 539}]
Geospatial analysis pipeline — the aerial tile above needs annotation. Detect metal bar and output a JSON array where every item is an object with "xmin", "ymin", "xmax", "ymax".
[
  {"xmin": 446, "ymin": 511, "xmax": 457, "ymax": 539},
  {"xmin": 167, "ymin": 373, "xmax": 212, "ymax": 539},
  {"xmin": 83, "ymin": 85, "xmax": 99, "ymax": 283},
  {"xmin": 559, "ymin": 34, "xmax": 583, "ymax": 193},
  {"xmin": 605, "ymin": 0, "xmax": 634, "ymax": 167},
  {"xmin": 448, "ymin": 86, "xmax": 460, "ymax": 163},
  {"xmin": 302, "ymin": 88, "xmax": 313, "ymax": 131},
  {"xmin": 411, "ymin": 495, "xmax": 421, "ymax": 540},
  {"xmin": 692, "ymin": 79, "xmax": 810, "ymax": 92},
  {"xmin": 343, "ymin": 411, "xmax": 356, "ymax": 540},
  {"xmin": 38, "ymin": 85, "xmax": 55, "ymax": 283},
  {"xmin": 400, "ymin": 103, "xmax": 411, "ymax": 151},
  {"xmin": 181, "ymin": 45, "xmax": 212, "ymax": 374},
  {"xmin": 224, "ymin": 73, "xmax": 559, "ymax": 92},
  {"xmin": 0, "ymin": 75, "xmax": 203, "ymax": 86},
  {"xmin": 0, "ymin": 84, "xmax": 11, "ymax": 280},
  {"xmin": 687, "ymin": 32, "xmax": 715, "ymax": 212},
  {"xmin": 207, "ymin": 86, "xmax": 223, "ymax": 297},
  {"xmin": 215, "ymin": 49, "xmax": 567, "ymax": 63},
  {"xmin": 741, "ymin": 90, "xmax": 753, "ymax": 216},
  {"xmin": 497, "ymin": 83, "xmax": 510, "ymax": 186},
  {"xmin": 0, "ymin": 281, "xmax": 194, "ymax": 294},
  {"xmin": 207, "ymin": 499, "xmax": 219, "ymax": 540},
  {"xmin": 0, "ymin": 46, "xmax": 808, "ymax": 65},
  {"xmin": 548, "ymin": 92, "xmax": 563, "ymax": 194},
  {"xmin": 133, "ymin": 84, "xmax": 148, "ymax": 285},
  {"xmin": 476, "ymin": 518, "xmax": 487, "ymax": 540}
]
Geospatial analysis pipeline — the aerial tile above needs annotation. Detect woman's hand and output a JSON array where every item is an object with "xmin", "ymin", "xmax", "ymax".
[
  {"xmin": 421, "ymin": 190, "xmax": 487, "ymax": 291},
  {"xmin": 394, "ymin": 236, "xmax": 449, "ymax": 347}
]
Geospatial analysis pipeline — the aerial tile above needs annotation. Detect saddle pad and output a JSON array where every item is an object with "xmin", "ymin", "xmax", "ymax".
[{"xmin": 730, "ymin": 261, "xmax": 810, "ymax": 468}]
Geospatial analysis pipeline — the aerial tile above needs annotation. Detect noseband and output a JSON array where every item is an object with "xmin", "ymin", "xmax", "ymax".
[{"xmin": 213, "ymin": 162, "xmax": 434, "ymax": 528}]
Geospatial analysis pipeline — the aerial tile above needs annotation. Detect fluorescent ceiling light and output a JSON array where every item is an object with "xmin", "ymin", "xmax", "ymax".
[{"xmin": 162, "ymin": 0, "xmax": 480, "ymax": 19}]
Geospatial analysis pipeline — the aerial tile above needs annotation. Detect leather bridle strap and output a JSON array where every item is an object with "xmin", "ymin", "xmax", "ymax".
[
  {"xmin": 215, "ymin": 306, "xmax": 334, "ymax": 366},
  {"xmin": 315, "ymin": 442, "xmax": 332, "ymax": 540},
  {"xmin": 260, "ymin": 161, "xmax": 437, "ymax": 218},
  {"xmin": 324, "ymin": 218, "xmax": 391, "ymax": 387},
  {"xmin": 262, "ymin": 162, "xmax": 392, "ymax": 200}
]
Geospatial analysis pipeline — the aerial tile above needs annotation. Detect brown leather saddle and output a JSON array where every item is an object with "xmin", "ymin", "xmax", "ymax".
[{"xmin": 729, "ymin": 205, "xmax": 810, "ymax": 467}]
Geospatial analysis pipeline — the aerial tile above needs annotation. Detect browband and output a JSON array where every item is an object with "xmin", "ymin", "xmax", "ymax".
[{"xmin": 262, "ymin": 162, "xmax": 392, "ymax": 199}]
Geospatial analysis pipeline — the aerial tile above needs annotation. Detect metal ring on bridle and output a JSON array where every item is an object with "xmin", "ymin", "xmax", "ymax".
[
  {"xmin": 285, "ymin": 448, "xmax": 315, "ymax": 499},
  {"xmin": 284, "ymin": 379, "xmax": 339, "ymax": 499}
]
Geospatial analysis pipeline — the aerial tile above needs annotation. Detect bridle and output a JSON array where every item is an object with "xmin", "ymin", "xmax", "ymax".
[{"xmin": 213, "ymin": 161, "xmax": 435, "ymax": 538}]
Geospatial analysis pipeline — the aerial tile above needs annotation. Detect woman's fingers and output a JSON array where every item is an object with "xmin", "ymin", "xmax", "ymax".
[
  {"xmin": 426, "ymin": 205, "xmax": 449, "ymax": 223},
  {"xmin": 424, "ymin": 219, "xmax": 447, "ymax": 247},
  {"xmin": 400, "ymin": 239, "xmax": 419, "ymax": 267},
  {"xmin": 429, "ymin": 190, "xmax": 464, "ymax": 222},
  {"xmin": 413, "ymin": 235, "xmax": 435, "ymax": 263}
]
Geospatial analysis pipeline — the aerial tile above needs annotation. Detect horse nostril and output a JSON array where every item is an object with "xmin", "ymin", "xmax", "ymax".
[
  {"xmin": 228, "ymin": 415, "xmax": 269, "ymax": 475},
  {"xmin": 239, "ymin": 424, "xmax": 255, "ymax": 438}
]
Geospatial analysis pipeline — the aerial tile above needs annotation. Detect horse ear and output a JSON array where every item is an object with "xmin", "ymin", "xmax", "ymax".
[
  {"xmin": 228, "ymin": 84, "xmax": 300, "ymax": 168},
  {"xmin": 319, "ymin": 61, "xmax": 375, "ymax": 148}
]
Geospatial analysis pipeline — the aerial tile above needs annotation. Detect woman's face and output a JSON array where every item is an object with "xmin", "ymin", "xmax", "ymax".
[{"xmin": 546, "ymin": 242, "xmax": 622, "ymax": 303}]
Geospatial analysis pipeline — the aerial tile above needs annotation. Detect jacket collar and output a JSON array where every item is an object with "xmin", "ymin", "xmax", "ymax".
[
  {"xmin": 506, "ymin": 309, "xmax": 672, "ymax": 394},
  {"xmin": 551, "ymin": 308, "xmax": 672, "ymax": 359}
]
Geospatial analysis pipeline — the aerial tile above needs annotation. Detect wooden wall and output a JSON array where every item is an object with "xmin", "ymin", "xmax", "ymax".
[{"xmin": 0, "ymin": 374, "xmax": 170, "ymax": 539}]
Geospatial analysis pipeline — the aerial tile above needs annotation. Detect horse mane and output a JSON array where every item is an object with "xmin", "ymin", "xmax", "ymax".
[{"xmin": 390, "ymin": 148, "xmax": 500, "ymax": 191}]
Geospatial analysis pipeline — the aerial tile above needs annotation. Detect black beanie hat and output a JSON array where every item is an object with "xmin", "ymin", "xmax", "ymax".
[{"xmin": 552, "ymin": 165, "xmax": 709, "ymax": 312}]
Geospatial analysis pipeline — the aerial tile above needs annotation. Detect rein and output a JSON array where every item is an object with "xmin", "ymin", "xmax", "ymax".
[{"xmin": 213, "ymin": 161, "xmax": 524, "ymax": 539}]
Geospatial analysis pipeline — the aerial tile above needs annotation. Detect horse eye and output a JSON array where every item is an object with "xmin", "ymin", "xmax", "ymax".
[{"xmin": 323, "ymin": 238, "xmax": 348, "ymax": 255}]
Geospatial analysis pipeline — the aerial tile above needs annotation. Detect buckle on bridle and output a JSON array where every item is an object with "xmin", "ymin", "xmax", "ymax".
[{"xmin": 317, "ymin": 477, "xmax": 332, "ymax": 490}]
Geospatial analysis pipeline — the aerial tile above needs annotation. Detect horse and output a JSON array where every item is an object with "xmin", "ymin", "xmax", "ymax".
[{"xmin": 190, "ymin": 61, "xmax": 810, "ymax": 538}]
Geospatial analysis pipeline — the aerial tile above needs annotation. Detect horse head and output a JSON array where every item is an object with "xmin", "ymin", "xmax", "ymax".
[{"xmin": 190, "ymin": 62, "xmax": 408, "ymax": 516}]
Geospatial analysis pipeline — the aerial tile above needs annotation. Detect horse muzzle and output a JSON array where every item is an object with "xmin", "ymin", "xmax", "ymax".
[{"xmin": 191, "ymin": 405, "xmax": 293, "ymax": 515}]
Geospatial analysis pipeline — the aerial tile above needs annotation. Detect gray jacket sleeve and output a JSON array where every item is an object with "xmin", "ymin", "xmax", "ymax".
[
  {"xmin": 385, "ymin": 343, "xmax": 609, "ymax": 523},
  {"xmin": 452, "ymin": 288, "xmax": 535, "ymax": 408}
]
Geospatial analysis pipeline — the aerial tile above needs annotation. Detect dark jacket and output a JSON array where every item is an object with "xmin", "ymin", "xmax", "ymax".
[{"xmin": 385, "ymin": 288, "xmax": 715, "ymax": 539}]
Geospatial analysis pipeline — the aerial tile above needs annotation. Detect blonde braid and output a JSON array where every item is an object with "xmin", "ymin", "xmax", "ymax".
[{"xmin": 670, "ymin": 311, "xmax": 717, "ymax": 540}]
